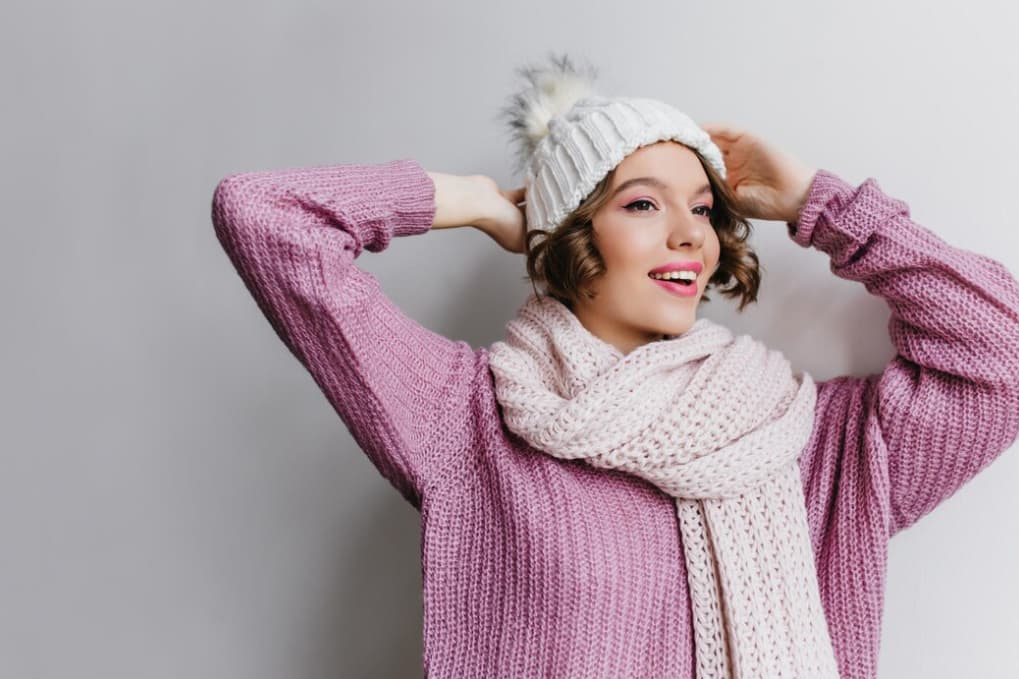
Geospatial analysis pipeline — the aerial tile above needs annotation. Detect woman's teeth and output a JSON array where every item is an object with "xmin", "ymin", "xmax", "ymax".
[{"xmin": 649, "ymin": 271, "xmax": 697, "ymax": 284}]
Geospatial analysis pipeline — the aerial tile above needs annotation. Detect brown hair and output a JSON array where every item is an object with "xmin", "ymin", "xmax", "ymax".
[{"xmin": 523, "ymin": 145, "xmax": 762, "ymax": 312}]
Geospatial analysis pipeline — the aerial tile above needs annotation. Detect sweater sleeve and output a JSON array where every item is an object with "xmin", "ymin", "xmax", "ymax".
[
  {"xmin": 789, "ymin": 169, "xmax": 1019, "ymax": 537},
  {"xmin": 210, "ymin": 157, "xmax": 476, "ymax": 508}
]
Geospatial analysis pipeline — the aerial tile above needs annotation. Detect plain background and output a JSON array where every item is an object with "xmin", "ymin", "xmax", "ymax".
[{"xmin": 2, "ymin": 0, "xmax": 1018, "ymax": 676}]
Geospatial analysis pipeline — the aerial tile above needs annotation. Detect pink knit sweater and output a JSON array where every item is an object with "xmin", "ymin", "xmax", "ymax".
[{"xmin": 211, "ymin": 158, "xmax": 1019, "ymax": 677}]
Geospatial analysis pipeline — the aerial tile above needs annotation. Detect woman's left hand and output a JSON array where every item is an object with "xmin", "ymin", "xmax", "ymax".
[{"xmin": 698, "ymin": 122, "xmax": 818, "ymax": 224}]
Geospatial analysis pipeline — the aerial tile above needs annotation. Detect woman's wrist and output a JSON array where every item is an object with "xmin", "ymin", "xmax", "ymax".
[
  {"xmin": 785, "ymin": 169, "xmax": 817, "ymax": 225},
  {"xmin": 426, "ymin": 171, "xmax": 486, "ymax": 230}
]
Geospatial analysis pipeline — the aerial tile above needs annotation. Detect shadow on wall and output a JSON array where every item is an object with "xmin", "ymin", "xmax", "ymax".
[
  {"xmin": 309, "ymin": 483, "xmax": 423, "ymax": 678},
  {"xmin": 439, "ymin": 246, "xmax": 535, "ymax": 350}
]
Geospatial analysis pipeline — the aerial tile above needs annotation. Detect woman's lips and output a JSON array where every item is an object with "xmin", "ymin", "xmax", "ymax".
[{"xmin": 650, "ymin": 277, "xmax": 699, "ymax": 297}]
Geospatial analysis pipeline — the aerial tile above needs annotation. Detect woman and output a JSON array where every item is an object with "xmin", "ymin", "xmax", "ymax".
[{"xmin": 210, "ymin": 53, "xmax": 1019, "ymax": 677}]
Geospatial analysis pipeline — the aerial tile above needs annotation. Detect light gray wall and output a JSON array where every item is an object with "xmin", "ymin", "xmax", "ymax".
[{"xmin": 2, "ymin": 0, "xmax": 1018, "ymax": 676}]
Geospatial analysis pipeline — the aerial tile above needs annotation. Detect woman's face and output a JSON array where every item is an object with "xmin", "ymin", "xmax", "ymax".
[{"xmin": 573, "ymin": 140, "xmax": 721, "ymax": 355}]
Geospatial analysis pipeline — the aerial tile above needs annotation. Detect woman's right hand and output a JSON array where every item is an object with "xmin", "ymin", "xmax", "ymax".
[
  {"xmin": 469, "ymin": 176, "xmax": 527, "ymax": 254},
  {"xmin": 427, "ymin": 171, "xmax": 528, "ymax": 254}
]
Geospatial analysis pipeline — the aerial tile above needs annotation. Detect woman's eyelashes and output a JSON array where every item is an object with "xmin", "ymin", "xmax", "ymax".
[
  {"xmin": 623, "ymin": 199, "xmax": 656, "ymax": 212},
  {"xmin": 623, "ymin": 199, "xmax": 713, "ymax": 216}
]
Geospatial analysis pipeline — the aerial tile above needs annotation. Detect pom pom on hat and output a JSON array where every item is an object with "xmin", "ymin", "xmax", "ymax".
[{"xmin": 497, "ymin": 52, "xmax": 600, "ymax": 176}]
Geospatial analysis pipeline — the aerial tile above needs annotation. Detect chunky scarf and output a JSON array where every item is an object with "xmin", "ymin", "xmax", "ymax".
[{"xmin": 488, "ymin": 293, "xmax": 841, "ymax": 678}]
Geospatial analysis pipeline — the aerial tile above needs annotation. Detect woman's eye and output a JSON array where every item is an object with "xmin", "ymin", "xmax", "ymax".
[
  {"xmin": 624, "ymin": 199, "xmax": 656, "ymax": 212},
  {"xmin": 623, "ymin": 201, "xmax": 714, "ymax": 216}
]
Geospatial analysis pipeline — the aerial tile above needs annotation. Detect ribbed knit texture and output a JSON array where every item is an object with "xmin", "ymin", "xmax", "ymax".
[
  {"xmin": 488, "ymin": 295, "xmax": 840, "ymax": 678},
  {"xmin": 525, "ymin": 96, "xmax": 727, "ymax": 235},
  {"xmin": 211, "ymin": 157, "xmax": 1019, "ymax": 678}
]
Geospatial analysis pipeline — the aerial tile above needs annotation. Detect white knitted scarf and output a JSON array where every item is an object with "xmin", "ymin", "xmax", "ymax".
[{"xmin": 488, "ymin": 293, "xmax": 841, "ymax": 678}]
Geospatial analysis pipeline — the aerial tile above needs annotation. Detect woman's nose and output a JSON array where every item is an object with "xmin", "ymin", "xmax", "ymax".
[{"xmin": 666, "ymin": 213, "xmax": 706, "ymax": 249}]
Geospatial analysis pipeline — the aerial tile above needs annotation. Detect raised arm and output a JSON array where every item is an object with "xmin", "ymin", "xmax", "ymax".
[
  {"xmin": 789, "ymin": 169, "xmax": 1019, "ymax": 537},
  {"xmin": 210, "ymin": 158, "xmax": 478, "ymax": 508}
]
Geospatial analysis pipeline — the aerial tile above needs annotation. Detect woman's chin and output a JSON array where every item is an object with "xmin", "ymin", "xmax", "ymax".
[{"xmin": 656, "ymin": 319, "xmax": 697, "ymax": 339}]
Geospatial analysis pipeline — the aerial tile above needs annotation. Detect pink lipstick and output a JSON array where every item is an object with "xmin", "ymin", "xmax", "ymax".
[{"xmin": 648, "ymin": 261, "xmax": 702, "ymax": 298}]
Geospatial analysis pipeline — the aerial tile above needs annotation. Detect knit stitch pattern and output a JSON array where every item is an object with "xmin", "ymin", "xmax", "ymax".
[
  {"xmin": 488, "ymin": 293, "xmax": 840, "ymax": 678},
  {"xmin": 211, "ymin": 158, "xmax": 1019, "ymax": 677}
]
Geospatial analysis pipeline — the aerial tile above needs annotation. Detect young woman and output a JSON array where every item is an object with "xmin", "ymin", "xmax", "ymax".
[{"xmin": 210, "ymin": 54, "xmax": 1019, "ymax": 677}]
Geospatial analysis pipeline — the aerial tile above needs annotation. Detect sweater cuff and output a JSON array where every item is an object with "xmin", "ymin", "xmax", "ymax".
[
  {"xmin": 786, "ymin": 169, "xmax": 856, "ymax": 249},
  {"xmin": 384, "ymin": 158, "xmax": 437, "ymax": 237}
]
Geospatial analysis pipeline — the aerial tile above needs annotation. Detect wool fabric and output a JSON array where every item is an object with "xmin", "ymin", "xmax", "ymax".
[
  {"xmin": 210, "ymin": 158, "xmax": 1019, "ymax": 677},
  {"xmin": 499, "ymin": 52, "xmax": 728, "ymax": 236},
  {"xmin": 489, "ymin": 293, "xmax": 839, "ymax": 677}
]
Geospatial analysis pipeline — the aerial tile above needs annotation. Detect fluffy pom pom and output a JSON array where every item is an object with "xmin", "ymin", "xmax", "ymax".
[{"xmin": 498, "ymin": 51, "xmax": 599, "ymax": 176}]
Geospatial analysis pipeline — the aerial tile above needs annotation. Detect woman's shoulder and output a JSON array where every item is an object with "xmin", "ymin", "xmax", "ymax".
[{"xmin": 424, "ymin": 343, "xmax": 521, "ymax": 471}]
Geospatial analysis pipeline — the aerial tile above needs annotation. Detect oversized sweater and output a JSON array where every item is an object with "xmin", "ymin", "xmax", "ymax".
[{"xmin": 210, "ymin": 157, "xmax": 1019, "ymax": 678}]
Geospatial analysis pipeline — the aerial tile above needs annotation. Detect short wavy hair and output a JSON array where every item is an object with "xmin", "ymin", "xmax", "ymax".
[{"xmin": 523, "ymin": 145, "xmax": 762, "ymax": 312}]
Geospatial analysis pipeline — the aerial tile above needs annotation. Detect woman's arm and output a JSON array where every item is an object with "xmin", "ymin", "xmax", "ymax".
[
  {"xmin": 210, "ymin": 158, "xmax": 482, "ymax": 509},
  {"xmin": 789, "ymin": 169, "xmax": 1019, "ymax": 537}
]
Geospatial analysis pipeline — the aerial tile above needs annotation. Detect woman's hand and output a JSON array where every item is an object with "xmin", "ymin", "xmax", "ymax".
[
  {"xmin": 698, "ymin": 122, "xmax": 818, "ymax": 224},
  {"xmin": 426, "ymin": 171, "xmax": 527, "ymax": 254},
  {"xmin": 469, "ymin": 176, "xmax": 528, "ymax": 254}
]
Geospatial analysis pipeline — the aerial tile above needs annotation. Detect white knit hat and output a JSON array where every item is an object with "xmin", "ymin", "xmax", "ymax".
[{"xmin": 499, "ymin": 52, "xmax": 727, "ymax": 235}]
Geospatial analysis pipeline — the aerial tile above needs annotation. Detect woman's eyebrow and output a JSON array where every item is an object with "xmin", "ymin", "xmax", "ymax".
[{"xmin": 611, "ymin": 177, "xmax": 712, "ymax": 199}]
